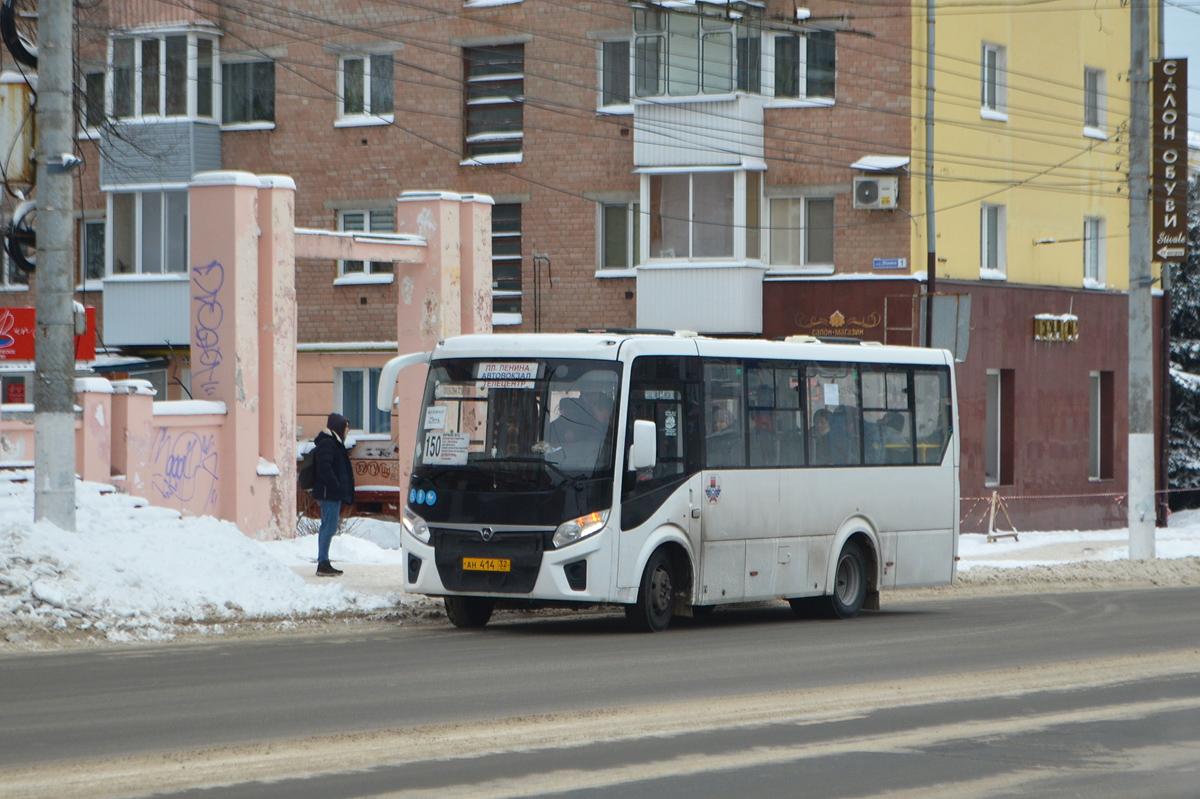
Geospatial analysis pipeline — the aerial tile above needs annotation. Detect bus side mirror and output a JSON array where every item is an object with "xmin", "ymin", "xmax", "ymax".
[{"xmin": 628, "ymin": 420, "xmax": 657, "ymax": 472}]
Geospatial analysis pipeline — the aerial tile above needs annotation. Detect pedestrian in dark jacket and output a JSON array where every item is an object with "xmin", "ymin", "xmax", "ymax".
[{"xmin": 312, "ymin": 412, "xmax": 355, "ymax": 576}]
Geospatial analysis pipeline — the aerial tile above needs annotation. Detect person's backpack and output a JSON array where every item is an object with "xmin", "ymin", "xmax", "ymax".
[{"xmin": 298, "ymin": 447, "xmax": 317, "ymax": 492}]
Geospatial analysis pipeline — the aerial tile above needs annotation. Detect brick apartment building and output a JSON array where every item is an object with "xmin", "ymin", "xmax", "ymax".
[{"xmin": 0, "ymin": 0, "xmax": 1168, "ymax": 529}]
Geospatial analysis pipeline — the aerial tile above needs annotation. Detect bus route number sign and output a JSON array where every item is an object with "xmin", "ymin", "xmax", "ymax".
[{"xmin": 424, "ymin": 431, "xmax": 470, "ymax": 465}]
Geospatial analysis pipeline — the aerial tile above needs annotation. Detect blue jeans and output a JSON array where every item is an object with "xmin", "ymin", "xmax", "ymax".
[{"xmin": 317, "ymin": 500, "xmax": 341, "ymax": 564}]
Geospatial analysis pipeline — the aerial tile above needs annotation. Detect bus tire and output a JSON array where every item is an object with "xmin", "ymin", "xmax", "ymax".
[
  {"xmin": 625, "ymin": 548, "xmax": 675, "ymax": 632},
  {"xmin": 823, "ymin": 541, "xmax": 867, "ymax": 619},
  {"xmin": 444, "ymin": 596, "xmax": 495, "ymax": 628}
]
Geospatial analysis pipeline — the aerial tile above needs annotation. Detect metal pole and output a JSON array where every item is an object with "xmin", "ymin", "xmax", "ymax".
[
  {"xmin": 33, "ymin": 0, "xmax": 76, "ymax": 531},
  {"xmin": 924, "ymin": 0, "xmax": 936, "ymax": 348},
  {"xmin": 1128, "ymin": 0, "xmax": 1155, "ymax": 558}
]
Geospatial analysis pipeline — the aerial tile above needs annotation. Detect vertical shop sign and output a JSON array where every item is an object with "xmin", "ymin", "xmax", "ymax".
[{"xmin": 1152, "ymin": 59, "xmax": 1188, "ymax": 262}]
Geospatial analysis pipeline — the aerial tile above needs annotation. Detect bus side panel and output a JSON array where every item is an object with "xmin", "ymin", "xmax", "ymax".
[
  {"xmin": 615, "ymin": 475, "xmax": 700, "ymax": 591},
  {"xmin": 894, "ymin": 530, "xmax": 955, "ymax": 587},
  {"xmin": 699, "ymin": 540, "xmax": 746, "ymax": 602}
]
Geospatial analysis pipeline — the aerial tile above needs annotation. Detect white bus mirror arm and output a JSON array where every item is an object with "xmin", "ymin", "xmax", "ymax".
[
  {"xmin": 627, "ymin": 419, "xmax": 657, "ymax": 472},
  {"xmin": 376, "ymin": 351, "xmax": 432, "ymax": 412}
]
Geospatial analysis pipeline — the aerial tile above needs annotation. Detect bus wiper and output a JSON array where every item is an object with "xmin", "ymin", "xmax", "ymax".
[{"xmin": 472, "ymin": 457, "xmax": 587, "ymax": 491}]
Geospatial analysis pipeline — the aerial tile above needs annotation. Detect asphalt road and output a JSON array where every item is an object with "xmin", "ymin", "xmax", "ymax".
[{"xmin": 3, "ymin": 587, "xmax": 1200, "ymax": 798}]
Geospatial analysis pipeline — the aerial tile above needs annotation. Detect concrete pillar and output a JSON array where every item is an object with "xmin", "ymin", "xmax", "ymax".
[
  {"xmin": 74, "ymin": 378, "xmax": 113, "ymax": 483},
  {"xmin": 458, "ymin": 194, "xmax": 494, "ymax": 335},
  {"xmin": 109, "ymin": 379, "xmax": 156, "ymax": 495},
  {"xmin": 189, "ymin": 171, "xmax": 271, "ymax": 536},
  {"xmin": 257, "ymin": 175, "xmax": 299, "ymax": 539},
  {"xmin": 393, "ymin": 191, "xmax": 463, "ymax": 485}
]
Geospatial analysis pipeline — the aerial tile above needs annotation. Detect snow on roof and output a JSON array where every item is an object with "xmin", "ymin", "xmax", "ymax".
[{"xmin": 852, "ymin": 155, "xmax": 911, "ymax": 172}]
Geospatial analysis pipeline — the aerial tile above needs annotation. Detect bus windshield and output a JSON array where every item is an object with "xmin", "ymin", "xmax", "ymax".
[{"xmin": 413, "ymin": 358, "xmax": 622, "ymax": 492}]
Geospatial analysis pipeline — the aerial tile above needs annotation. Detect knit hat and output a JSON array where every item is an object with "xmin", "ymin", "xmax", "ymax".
[{"xmin": 327, "ymin": 413, "xmax": 350, "ymax": 434}]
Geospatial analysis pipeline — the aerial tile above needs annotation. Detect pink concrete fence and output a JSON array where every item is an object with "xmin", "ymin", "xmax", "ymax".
[{"xmin": 1, "ymin": 378, "xmax": 244, "ymax": 528}]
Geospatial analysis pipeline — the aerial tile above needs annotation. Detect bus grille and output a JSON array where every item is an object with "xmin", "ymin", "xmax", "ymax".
[{"xmin": 432, "ymin": 528, "xmax": 544, "ymax": 594}]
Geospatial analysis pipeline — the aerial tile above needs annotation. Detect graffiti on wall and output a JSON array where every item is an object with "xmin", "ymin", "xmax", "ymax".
[
  {"xmin": 151, "ymin": 428, "xmax": 219, "ymax": 513},
  {"xmin": 193, "ymin": 261, "xmax": 226, "ymax": 397}
]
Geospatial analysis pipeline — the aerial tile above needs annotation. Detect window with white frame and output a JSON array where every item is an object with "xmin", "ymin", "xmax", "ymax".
[
  {"xmin": 771, "ymin": 31, "xmax": 835, "ymax": 100},
  {"xmin": 985, "ymin": 370, "xmax": 1002, "ymax": 486},
  {"xmin": 1083, "ymin": 216, "xmax": 1105, "ymax": 285},
  {"xmin": 81, "ymin": 220, "xmax": 106, "ymax": 284},
  {"xmin": 646, "ymin": 170, "xmax": 760, "ymax": 261},
  {"xmin": 339, "ymin": 53, "xmax": 394, "ymax": 122},
  {"xmin": 1, "ymin": 246, "xmax": 29, "ymax": 290},
  {"xmin": 223, "ymin": 60, "xmax": 275, "ymax": 124},
  {"xmin": 600, "ymin": 39, "xmax": 631, "ymax": 109},
  {"xmin": 109, "ymin": 190, "xmax": 188, "ymax": 276},
  {"xmin": 1084, "ymin": 67, "xmax": 1105, "ymax": 135},
  {"xmin": 980, "ymin": 203, "xmax": 1006, "ymax": 278},
  {"xmin": 981, "ymin": 42, "xmax": 1006, "ymax": 117},
  {"xmin": 464, "ymin": 45, "xmax": 524, "ymax": 160},
  {"xmin": 599, "ymin": 201, "xmax": 640, "ymax": 269},
  {"xmin": 338, "ymin": 210, "xmax": 395, "ymax": 278},
  {"xmin": 336, "ymin": 367, "xmax": 391, "ymax": 435},
  {"xmin": 109, "ymin": 32, "xmax": 216, "ymax": 121},
  {"xmin": 769, "ymin": 196, "xmax": 834, "ymax": 267},
  {"xmin": 1089, "ymin": 371, "xmax": 1113, "ymax": 480},
  {"xmin": 492, "ymin": 203, "xmax": 523, "ymax": 321}
]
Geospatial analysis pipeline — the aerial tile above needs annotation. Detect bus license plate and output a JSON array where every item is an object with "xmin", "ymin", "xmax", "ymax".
[{"xmin": 463, "ymin": 557, "xmax": 511, "ymax": 572}]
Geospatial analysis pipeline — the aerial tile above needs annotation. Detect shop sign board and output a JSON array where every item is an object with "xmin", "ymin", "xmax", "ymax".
[
  {"xmin": 1152, "ymin": 58, "xmax": 1188, "ymax": 262},
  {"xmin": 0, "ymin": 306, "xmax": 96, "ymax": 361}
]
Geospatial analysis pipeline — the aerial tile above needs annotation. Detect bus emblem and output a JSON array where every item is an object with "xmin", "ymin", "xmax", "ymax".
[
  {"xmin": 480, "ymin": 527, "xmax": 495, "ymax": 542},
  {"xmin": 705, "ymin": 475, "xmax": 722, "ymax": 503}
]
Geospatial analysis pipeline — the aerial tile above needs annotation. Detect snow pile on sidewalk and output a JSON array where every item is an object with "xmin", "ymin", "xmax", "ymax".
[{"xmin": 0, "ymin": 471, "xmax": 403, "ymax": 643}]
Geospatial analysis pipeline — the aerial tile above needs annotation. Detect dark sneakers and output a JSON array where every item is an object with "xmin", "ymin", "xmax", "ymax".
[{"xmin": 316, "ymin": 561, "xmax": 344, "ymax": 577}]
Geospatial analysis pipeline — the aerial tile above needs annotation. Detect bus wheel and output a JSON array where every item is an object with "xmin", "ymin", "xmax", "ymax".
[
  {"xmin": 824, "ymin": 542, "xmax": 867, "ymax": 619},
  {"xmin": 445, "ymin": 596, "xmax": 495, "ymax": 628},
  {"xmin": 626, "ymin": 548, "xmax": 675, "ymax": 632}
]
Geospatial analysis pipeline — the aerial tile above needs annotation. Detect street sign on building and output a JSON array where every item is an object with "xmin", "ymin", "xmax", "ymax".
[{"xmin": 1152, "ymin": 58, "xmax": 1188, "ymax": 262}]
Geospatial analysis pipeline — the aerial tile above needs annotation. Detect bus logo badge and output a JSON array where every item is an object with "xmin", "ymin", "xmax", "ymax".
[
  {"xmin": 705, "ymin": 475, "xmax": 722, "ymax": 503},
  {"xmin": 480, "ymin": 527, "xmax": 495, "ymax": 542}
]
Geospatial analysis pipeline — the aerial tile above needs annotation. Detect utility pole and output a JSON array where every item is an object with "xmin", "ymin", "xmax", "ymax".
[
  {"xmin": 924, "ymin": 0, "xmax": 936, "ymax": 348},
  {"xmin": 1128, "ymin": 0, "xmax": 1154, "ymax": 559},
  {"xmin": 33, "ymin": 0, "xmax": 77, "ymax": 530}
]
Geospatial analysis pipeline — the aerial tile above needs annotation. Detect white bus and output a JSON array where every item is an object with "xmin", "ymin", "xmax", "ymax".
[{"xmin": 379, "ymin": 332, "xmax": 958, "ymax": 632}]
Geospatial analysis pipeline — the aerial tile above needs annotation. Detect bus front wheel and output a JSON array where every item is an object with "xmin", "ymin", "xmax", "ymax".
[
  {"xmin": 626, "ymin": 548, "xmax": 675, "ymax": 632},
  {"xmin": 824, "ymin": 541, "xmax": 867, "ymax": 619},
  {"xmin": 445, "ymin": 596, "xmax": 495, "ymax": 628}
]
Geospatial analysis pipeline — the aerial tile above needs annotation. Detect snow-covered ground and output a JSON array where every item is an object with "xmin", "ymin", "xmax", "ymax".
[{"xmin": 2, "ymin": 468, "xmax": 1200, "ymax": 649}]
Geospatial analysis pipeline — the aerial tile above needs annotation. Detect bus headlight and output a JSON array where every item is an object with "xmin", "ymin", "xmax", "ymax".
[
  {"xmin": 552, "ymin": 510, "xmax": 609, "ymax": 549},
  {"xmin": 402, "ymin": 505, "xmax": 431, "ymax": 543}
]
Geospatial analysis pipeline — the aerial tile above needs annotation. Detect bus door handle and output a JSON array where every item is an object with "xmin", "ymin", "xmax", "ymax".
[{"xmin": 691, "ymin": 508, "xmax": 701, "ymax": 518}]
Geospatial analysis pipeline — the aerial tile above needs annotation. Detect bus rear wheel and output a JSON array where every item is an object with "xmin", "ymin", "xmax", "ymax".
[
  {"xmin": 626, "ymin": 548, "xmax": 675, "ymax": 632},
  {"xmin": 823, "ymin": 541, "xmax": 867, "ymax": 619},
  {"xmin": 444, "ymin": 596, "xmax": 495, "ymax": 628}
]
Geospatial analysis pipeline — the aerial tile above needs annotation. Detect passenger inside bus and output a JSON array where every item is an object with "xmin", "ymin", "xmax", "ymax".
[
  {"xmin": 706, "ymin": 406, "xmax": 743, "ymax": 466},
  {"xmin": 546, "ymin": 391, "xmax": 613, "ymax": 472},
  {"xmin": 811, "ymin": 407, "xmax": 853, "ymax": 466}
]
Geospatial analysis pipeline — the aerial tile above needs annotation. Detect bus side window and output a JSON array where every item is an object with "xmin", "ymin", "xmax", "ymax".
[
  {"xmin": 806, "ymin": 364, "xmax": 861, "ymax": 466},
  {"xmin": 623, "ymin": 356, "xmax": 696, "ymax": 499},
  {"xmin": 704, "ymin": 360, "xmax": 745, "ymax": 468},
  {"xmin": 748, "ymin": 364, "xmax": 804, "ymax": 468},
  {"xmin": 862, "ymin": 367, "xmax": 914, "ymax": 465},
  {"xmin": 914, "ymin": 368, "xmax": 952, "ymax": 464}
]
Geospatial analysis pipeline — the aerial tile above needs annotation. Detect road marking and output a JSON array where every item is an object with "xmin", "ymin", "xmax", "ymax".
[
  {"xmin": 5, "ymin": 649, "xmax": 1199, "ymax": 799},
  {"xmin": 366, "ymin": 700, "xmax": 1200, "ymax": 799}
]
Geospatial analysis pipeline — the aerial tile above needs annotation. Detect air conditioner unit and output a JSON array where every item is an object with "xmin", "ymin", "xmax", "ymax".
[{"xmin": 853, "ymin": 176, "xmax": 899, "ymax": 210}]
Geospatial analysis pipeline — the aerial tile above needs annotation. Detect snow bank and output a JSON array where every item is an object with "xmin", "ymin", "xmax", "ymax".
[{"xmin": 0, "ymin": 471, "xmax": 399, "ymax": 643}]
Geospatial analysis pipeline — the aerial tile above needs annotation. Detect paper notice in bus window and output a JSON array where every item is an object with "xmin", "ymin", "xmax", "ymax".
[
  {"xmin": 476, "ymin": 362, "xmax": 539, "ymax": 381},
  {"xmin": 424, "ymin": 431, "xmax": 470, "ymax": 465},
  {"xmin": 664, "ymin": 409, "xmax": 678, "ymax": 437},
  {"xmin": 823, "ymin": 383, "xmax": 840, "ymax": 407},
  {"xmin": 477, "ymin": 380, "xmax": 535, "ymax": 390},
  {"xmin": 424, "ymin": 406, "xmax": 448, "ymax": 430}
]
